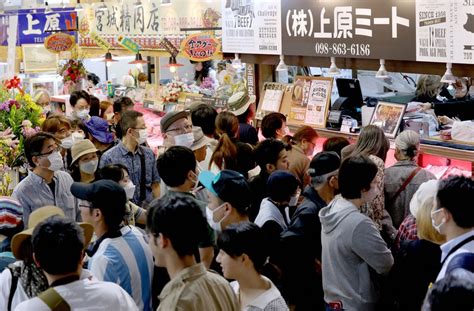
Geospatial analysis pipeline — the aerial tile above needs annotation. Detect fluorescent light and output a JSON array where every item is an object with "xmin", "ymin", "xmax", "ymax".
[{"xmin": 440, "ymin": 63, "xmax": 456, "ymax": 84}]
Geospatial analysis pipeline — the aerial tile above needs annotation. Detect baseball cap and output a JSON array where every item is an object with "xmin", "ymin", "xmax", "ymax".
[
  {"xmin": 308, "ymin": 152, "xmax": 341, "ymax": 177},
  {"xmin": 198, "ymin": 169, "xmax": 251, "ymax": 212},
  {"xmin": 11, "ymin": 206, "xmax": 93, "ymax": 260},
  {"xmin": 71, "ymin": 139, "xmax": 98, "ymax": 165},
  {"xmin": 267, "ymin": 171, "xmax": 299, "ymax": 202},
  {"xmin": 84, "ymin": 116, "xmax": 114, "ymax": 144},
  {"xmin": 71, "ymin": 180, "xmax": 127, "ymax": 213},
  {"xmin": 409, "ymin": 179, "xmax": 439, "ymax": 217},
  {"xmin": 160, "ymin": 110, "xmax": 189, "ymax": 133}
]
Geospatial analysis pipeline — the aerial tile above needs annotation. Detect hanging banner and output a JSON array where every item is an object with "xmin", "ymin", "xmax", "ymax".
[
  {"xmin": 89, "ymin": 31, "xmax": 112, "ymax": 51},
  {"xmin": 222, "ymin": 0, "xmax": 282, "ymax": 55},
  {"xmin": 118, "ymin": 36, "xmax": 141, "ymax": 54},
  {"xmin": 180, "ymin": 33, "xmax": 220, "ymax": 61},
  {"xmin": 18, "ymin": 8, "xmax": 77, "ymax": 45},
  {"xmin": 281, "ymin": 0, "xmax": 416, "ymax": 61},
  {"xmin": 416, "ymin": 0, "xmax": 474, "ymax": 64},
  {"xmin": 44, "ymin": 32, "xmax": 75, "ymax": 53},
  {"xmin": 78, "ymin": 0, "xmax": 221, "ymax": 49},
  {"xmin": 0, "ymin": 15, "xmax": 9, "ymax": 46}
]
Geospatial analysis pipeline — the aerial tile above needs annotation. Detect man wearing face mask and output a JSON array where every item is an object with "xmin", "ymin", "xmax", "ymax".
[
  {"xmin": 280, "ymin": 151, "xmax": 341, "ymax": 311},
  {"xmin": 319, "ymin": 155, "xmax": 393, "ymax": 311},
  {"xmin": 432, "ymin": 175, "xmax": 474, "ymax": 282},
  {"xmin": 160, "ymin": 110, "xmax": 194, "ymax": 150},
  {"xmin": 12, "ymin": 132, "xmax": 80, "ymax": 226},
  {"xmin": 100, "ymin": 111, "xmax": 161, "ymax": 207},
  {"xmin": 156, "ymin": 146, "xmax": 215, "ymax": 269}
]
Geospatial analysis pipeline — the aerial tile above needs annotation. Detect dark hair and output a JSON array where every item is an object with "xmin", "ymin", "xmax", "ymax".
[
  {"xmin": 217, "ymin": 222, "xmax": 268, "ymax": 272},
  {"xmin": 87, "ymin": 73, "xmax": 100, "ymax": 86},
  {"xmin": 98, "ymin": 164, "xmax": 129, "ymax": 183},
  {"xmin": 41, "ymin": 115, "xmax": 71, "ymax": 134},
  {"xmin": 89, "ymin": 95, "xmax": 100, "ymax": 117},
  {"xmin": 191, "ymin": 60, "xmax": 214, "ymax": 82},
  {"xmin": 113, "ymin": 97, "xmax": 134, "ymax": 114},
  {"xmin": 350, "ymin": 125, "xmax": 389, "ymax": 162},
  {"xmin": 190, "ymin": 104, "xmax": 217, "ymax": 137},
  {"xmin": 261, "ymin": 112, "xmax": 286, "ymax": 139},
  {"xmin": 284, "ymin": 126, "xmax": 318, "ymax": 146},
  {"xmin": 254, "ymin": 139, "xmax": 287, "ymax": 171},
  {"xmin": 25, "ymin": 132, "xmax": 57, "ymax": 168},
  {"xmin": 267, "ymin": 171, "xmax": 299, "ymax": 203},
  {"xmin": 70, "ymin": 119, "xmax": 88, "ymax": 135},
  {"xmin": 423, "ymin": 274, "xmax": 474, "ymax": 311},
  {"xmin": 323, "ymin": 137, "xmax": 350, "ymax": 157},
  {"xmin": 69, "ymin": 90, "xmax": 91, "ymax": 108},
  {"xmin": 210, "ymin": 112, "xmax": 239, "ymax": 170},
  {"xmin": 237, "ymin": 106, "xmax": 253, "ymax": 124},
  {"xmin": 32, "ymin": 216, "xmax": 85, "ymax": 275},
  {"xmin": 338, "ymin": 155, "xmax": 378, "ymax": 199},
  {"xmin": 147, "ymin": 194, "xmax": 208, "ymax": 257},
  {"xmin": 157, "ymin": 146, "xmax": 196, "ymax": 187},
  {"xmin": 437, "ymin": 176, "xmax": 474, "ymax": 228},
  {"xmin": 119, "ymin": 110, "xmax": 143, "ymax": 137}
]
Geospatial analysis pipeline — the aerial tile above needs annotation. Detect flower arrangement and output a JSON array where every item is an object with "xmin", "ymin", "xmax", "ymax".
[
  {"xmin": 0, "ymin": 77, "xmax": 43, "ymax": 195},
  {"xmin": 58, "ymin": 47, "xmax": 87, "ymax": 93},
  {"xmin": 161, "ymin": 79, "xmax": 190, "ymax": 103}
]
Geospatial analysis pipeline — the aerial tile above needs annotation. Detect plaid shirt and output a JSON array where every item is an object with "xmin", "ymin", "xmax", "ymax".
[{"xmin": 394, "ymin": 214, "xmax": 418, "ymax": 251}]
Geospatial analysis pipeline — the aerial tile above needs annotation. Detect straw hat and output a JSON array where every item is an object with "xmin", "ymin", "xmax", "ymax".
[
  {"xmin": 71, "ymin": 139, "xmax": 98, "ymax": 165},
  {"xmin": 227, "ymin": 91, "xmax": 256, "ymax": 116},
  {"xmin": 11, "ymin": 206, "xmax": 94, "ymax": 260}
]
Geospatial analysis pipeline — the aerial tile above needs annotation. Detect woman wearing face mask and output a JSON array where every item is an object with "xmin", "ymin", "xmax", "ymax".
[
  {"xmin": 97, "ymin": 164, "xmax": 146, "ymax": 226},
  {"xmin": 282, "ymin": 126, "xmax": 319, "ymax": 188},
  {"xmin": 209, "ymin": 112, "xmax": 256, "ymax": 179},
  {"xmin": 69, "ymin": 90, "xmax": 91, "ymax": 121},
  {"xmin": 319, "ymin": 155, "xmax": 394, "ymax": 311},
  {"xmin": 33, "ymin": 89, "xmax": 52, "ymax": 116},
  {"xmin": 42, "ymin": 115, "xmax": 75, "ymax": 169},
  {"xmin": 70, "ymin": 139, "xmax": 99, "ymax": 183}
]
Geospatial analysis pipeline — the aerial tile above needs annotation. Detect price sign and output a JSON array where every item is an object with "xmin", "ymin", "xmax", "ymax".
[
  {"xmin": 118, "ymin": 36, "xmax": 141, "ymax": 54},
  {"xmin": 180, "ymin": 33, "xmax": 220, "ymax": 62}
]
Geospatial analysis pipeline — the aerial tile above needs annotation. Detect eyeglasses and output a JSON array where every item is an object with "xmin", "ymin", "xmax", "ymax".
[
  {"xmin": 166, "ymin": 124, "xmax": 193, "ymax": 134},
  {"xmin": 35, "ymin": 146, "xmax": 61, "ymax": 157}
]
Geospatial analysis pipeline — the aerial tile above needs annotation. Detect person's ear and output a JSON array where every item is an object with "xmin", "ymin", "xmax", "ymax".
[
  {"xmin": 32, "ymin": 253, "xmax": 41, "ymax": 268},
  {"xmin": 265, "ymin": 163, "xmax": 275, "ymax": 174},
  {"xmin": 158, "ymin": 233, "xmax": 169, "ymax": 249}
]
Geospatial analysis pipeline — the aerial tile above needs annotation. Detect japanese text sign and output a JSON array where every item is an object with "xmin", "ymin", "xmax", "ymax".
[
  {"xmin": 118, "ymin": 36, "xmax": 141, "ymax": 54},
  {"xmin": 44, "ymin": 32, "xmax": 75, "ymax": 53},
  {"xmin": 281, "ymin": 0, "xmax": 416, "ymax": 61},
  {"xmin": 18, "ymin": 9, "xmax": 77, "ymax": 45},
  {"xmin": 180, "ymin": 33, "xmax": 220, "ymax": 61}
]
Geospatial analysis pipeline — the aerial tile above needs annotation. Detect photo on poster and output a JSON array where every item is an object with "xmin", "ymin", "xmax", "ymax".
[{"xmin": 369, "ymin": 102, "xmax": 407, "ymax": 139}]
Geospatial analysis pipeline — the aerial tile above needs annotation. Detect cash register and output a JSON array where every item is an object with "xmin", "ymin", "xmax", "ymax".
[{"xmin": 326, "ymin": 78, "xmax": 363, "ymax": 130}]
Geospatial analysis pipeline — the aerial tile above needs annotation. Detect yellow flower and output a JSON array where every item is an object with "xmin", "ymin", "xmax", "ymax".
[{"xmin": 223, "ymin": 74, "xmax": 232, "ymax": 85}]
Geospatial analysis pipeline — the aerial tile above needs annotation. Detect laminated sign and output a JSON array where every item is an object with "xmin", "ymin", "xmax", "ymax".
[
  {"xmin": 44, "ymin": 33, "xmax": 75, "ymax": 53},
  {"xmin": 180, "ymin": 33, "xmax": 220, "ymax": 61}
]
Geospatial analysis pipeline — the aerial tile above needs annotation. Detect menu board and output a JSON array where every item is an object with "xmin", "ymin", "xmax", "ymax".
[
  {"xmin": 286, "ymin": 76, "xmax": 333, "ymax": 128},
  {"xmin": 261, "ymin": 83, "xmax": 285, "ymax": 112},
  {"xmin": 222, "ymin": 0, "xmax": 282, "ymax": 54}
]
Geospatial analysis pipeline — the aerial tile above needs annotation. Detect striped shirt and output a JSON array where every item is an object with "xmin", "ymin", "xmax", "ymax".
[{"xmin": 88, "ymin": 226, "xmax": 154, "ymax": 311}]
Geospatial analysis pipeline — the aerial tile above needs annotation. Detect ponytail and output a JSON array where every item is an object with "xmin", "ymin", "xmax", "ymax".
[{"xmin": 209, "ymin": 133, "xmax": 238, "ymax": 170}]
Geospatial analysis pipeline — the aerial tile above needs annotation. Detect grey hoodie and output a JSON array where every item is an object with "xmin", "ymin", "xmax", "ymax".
[{"xmin": 319, "ymin": 196, "xmax": 394, "ymax": 311}]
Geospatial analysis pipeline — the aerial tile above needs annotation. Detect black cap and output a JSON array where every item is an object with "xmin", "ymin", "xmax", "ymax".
[
  {"xmin": 267, "ymin": 170, "xmax": 299, "ymax": 202},
  {"xmin": 71, "ymin": 180, "xmax": 127, "ymax": 212},
  {"xmin": 308, "ymin": 152, "xmax": 341, "ymax": 177},
  {"xmin": 198, "ymin": 169, "xmax": 251, "ymax": 213}
]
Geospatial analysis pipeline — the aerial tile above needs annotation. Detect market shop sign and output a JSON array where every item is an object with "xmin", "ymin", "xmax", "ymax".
[
  {"xmin": 44, "ymin": 33, "xmax": 75, "ymax": 53},
  {"xmin": 118, "ymin": 36, "xmax": 141, "ymax": 54},
  {"xmin": 89, "ymin": 31, "xmax": 111, "ymax": 51},
  {"xmin": 180, "ymin": 33, "xmax": 220, "ymax": 61},
  {"xmin": 281, "ymin": 0, "xmax": 417, "ymax": 61}
]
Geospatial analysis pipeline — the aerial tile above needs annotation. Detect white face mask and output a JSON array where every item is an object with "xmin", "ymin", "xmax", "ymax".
[
  {"xmin": 137, "ymin": 129, "xmax": 148, "ymax": 145},
  {"xmin": 206, "ymin": 204, "xmax": 226, "ymax": 233},
  {"xmin": 43, "ymin": 105, "xmax": 51, "ymax": 114},
  {"xmin": 76, "ymin": 109, "xmax": 90, "ymax": 120},
  {"xmin": 174, "ymin": 132, "xmax": 194, "ymax": 148},
  {"xmin": 431, "ymin": 208, "xmax": 445, "ymax": 233},
  {"xmin": 46, "ymin": 151, "xmax": 64, "ymax": 172},
  {"xmin": 61, "ymin": 136, "xmax": 74, "ymax": 149},
  {"xmin": 123, "ymin": 180, "xmax": 136, "ymax": 200},
  {"xmin": 72, "ymin": 132, "xmax": 85, "ymax": 141},
  {"xmin": 289, "ymin": 189, "xmax": 301, "ymax": 206},
  {"xmin": 79, "ymin": 159, "xmax": 98, "ymax": 175}
]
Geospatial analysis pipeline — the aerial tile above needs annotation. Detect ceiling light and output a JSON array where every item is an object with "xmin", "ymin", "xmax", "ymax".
[
  {"xmin": 440, "ymin": 63, "xmax": 456, "ymax": 84},
  {"xmin": 166, "ymin": 56, "xmax": 183, "ymax": 73},
  {"xmin": 129, "ymin": 52, "xmax": 149, "ymax": 70},
  {"xmin": 375, "ymin": 59, "xmax": 390, "ymax": 79},
  {"xmin": 328, "ymin": 57, "xmax": 341, "ymax": 76},
  {"xmin": 276, "ymin": 55, "xmax": 288, "ymax": 72}
]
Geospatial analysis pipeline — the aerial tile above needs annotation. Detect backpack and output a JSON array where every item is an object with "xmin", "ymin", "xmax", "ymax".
[{"xmin": 446, "ymin": 252, "xmax": 474, "ymax": 274}]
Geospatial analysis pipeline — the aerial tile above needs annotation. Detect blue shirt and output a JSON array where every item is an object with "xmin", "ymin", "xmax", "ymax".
[
  {"xmin": 88, "ymin": 226, "xmax": 154, "ymax": 311},
  {"xmin": 12, "ymin": 170, "xmax": 80, "ymax": 226},
  {"xmin": 99, "ymin": 141, "xmax": 160, "ymax": 206}
]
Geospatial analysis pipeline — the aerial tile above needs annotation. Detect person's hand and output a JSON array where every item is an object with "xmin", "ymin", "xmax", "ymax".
[{"xmin": 438, "ymin": 116, "xmax": 454, "ymax": 125}]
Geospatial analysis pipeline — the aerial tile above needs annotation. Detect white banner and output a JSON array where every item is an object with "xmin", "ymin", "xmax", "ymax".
[
  {"xmin": 7, "ymin": 15, "xmax": 18, "ymax": 76},
  {"xmin": 222, "ymin": 0, "xmax": 282, "ymax": 55}
]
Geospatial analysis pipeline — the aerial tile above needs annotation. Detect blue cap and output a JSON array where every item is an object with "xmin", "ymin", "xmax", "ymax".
[{"xmin": 85, "ymin": 116, "xmax": 114, "ymax": 144}]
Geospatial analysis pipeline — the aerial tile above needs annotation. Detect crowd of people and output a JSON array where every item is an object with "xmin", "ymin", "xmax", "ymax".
[{"xmin": 0, "ymin": 91, "xmax": 472, "ymax": 311}]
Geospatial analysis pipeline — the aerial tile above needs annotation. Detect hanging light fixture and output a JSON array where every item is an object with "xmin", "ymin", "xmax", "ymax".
[
  {"xmin": 276, "ymin": 55, "xmax": 288, "ymax": 71},
  {"xmin": 44, "ymin": 1, "xmax": 53, "ymax": 13},
  {"xmin": 232, "ymin": 53, "xmax": 242, "ymax": 69},
  {"xmin": 166, "ymin": 56, "xmax": 183, "ymax": 73},
  {"xmin": 328, "ymin": 57, "xmax": 341, "ymax": 75},
  {"xmin": 129, "ymin": 52, "xmax": 149, "ymax": 70},
  {"xmin": 375, "ymin": 59, "xmax": 390, "ymax": 79},
  {"xmin": 440, "ymin": 63, "xmax": 456, "ymax": 84},
  {"xmin": 101, "ymin": 51, "xmax": 118, "ymax": 67}
]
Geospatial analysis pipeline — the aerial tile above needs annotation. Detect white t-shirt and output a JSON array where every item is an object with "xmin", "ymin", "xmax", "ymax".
[
  {"xmin": 0, "ymin": 262, "xmax": 29, "ymax": 310},
  {"xmin": 14, "ymin": 270, "xmax": 138, "ymax": 311},
  {"xmin": 230, "ymin": 276, "xmax": 288, "ymax": 311}
]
